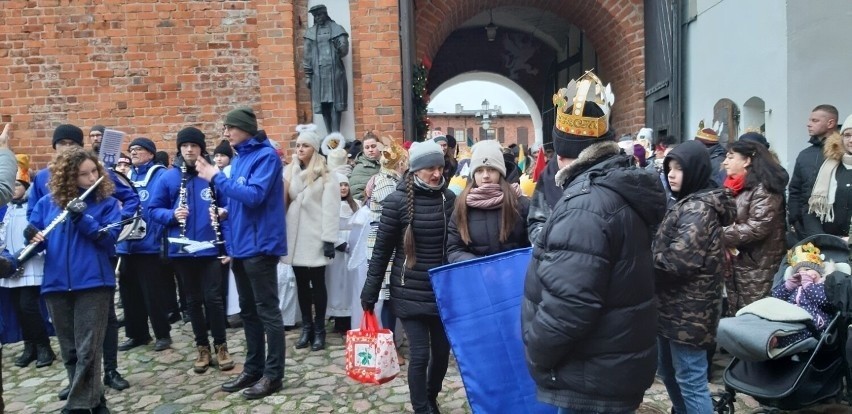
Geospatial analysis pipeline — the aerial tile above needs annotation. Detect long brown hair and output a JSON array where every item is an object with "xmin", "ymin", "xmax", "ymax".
[
  {"xmin": 454, "ymin": 175, "xmax": 520, "ymax": 244},
  {"xmin": 403, "ymin": 173, "xmax": 416, "ymax": 269},
  {"xmin": 48, "ymin": 147, "xmax": 115, "ymax": 208},
  {"xmin": 341, "ymin": 183, "xmax": 359, "ymax": 212}
]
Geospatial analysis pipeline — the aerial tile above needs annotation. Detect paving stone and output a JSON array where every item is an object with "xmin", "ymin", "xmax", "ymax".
[{"xmin": 2, "ymin": 311, "xmax": 847, "ymax": 414}]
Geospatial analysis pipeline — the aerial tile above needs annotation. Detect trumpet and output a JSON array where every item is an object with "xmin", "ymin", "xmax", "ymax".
[
  {"xmin": 178, "ymin": 163, "xmax": 189, "ymax": 238},
  {"xmin": 16, "ymin": 176, "xmax": 105, "ymax": 267}
]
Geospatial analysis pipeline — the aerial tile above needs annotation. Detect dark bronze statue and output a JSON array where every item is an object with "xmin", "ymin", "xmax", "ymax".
[{"xmin": 303, "ymin": 4, "xmax": 349, "ymax": 133}]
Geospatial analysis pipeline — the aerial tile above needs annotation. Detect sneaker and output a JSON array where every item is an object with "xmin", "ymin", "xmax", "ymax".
[
  {"xmin": 194, "ymin": 345, "xmax": 211, "ymax": 373},
  {"xmin": 215, "ymin": 343, "xmax": 235, "ymax": 371}
]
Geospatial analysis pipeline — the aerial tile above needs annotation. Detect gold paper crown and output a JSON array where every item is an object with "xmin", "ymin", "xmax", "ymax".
[
  {"xmin": 553, "ymin": 70, "xmax": 614, "ymax": 138},
  {"xmin": 695, "ymin": 120, "xmax": 722, "ymax": 142},
  {"xmin": 787, "ymin": 242, "xmax": 823, "ymax": 268},
  {"xmin": 379, "ymin": 135, "xmax": 407, "ymax": 170}
]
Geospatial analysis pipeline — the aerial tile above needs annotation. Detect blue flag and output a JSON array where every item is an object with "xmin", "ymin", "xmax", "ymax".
[{"xmin": 429, "ymin": 248, "xmax": 556, "ymax": 414}]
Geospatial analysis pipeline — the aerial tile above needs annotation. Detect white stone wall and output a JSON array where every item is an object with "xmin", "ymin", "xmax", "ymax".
[{"xmin": 683, "ymin": 0, "xmax": 789, "ymax": 167}]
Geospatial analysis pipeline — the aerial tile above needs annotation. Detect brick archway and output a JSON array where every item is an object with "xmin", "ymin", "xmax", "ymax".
[{"xmin": 415, "ymin": 0, "xmax": 645, "ymax": 134}]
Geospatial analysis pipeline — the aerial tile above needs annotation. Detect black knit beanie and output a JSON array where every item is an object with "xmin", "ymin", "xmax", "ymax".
[
  {"xmin": 52, "ymin": 124, "xmax": 84, "ymax": 149},
  {"xmin": 552, "ymin": 101, "xmax": 614, "ymax": 158},
  {"xmin": 177, "ymin": 127, "xmax": 207, "ymax": 153},
  {"xmin": 213, "ymin": 140, "xmax": 233, "ymax": 158}
]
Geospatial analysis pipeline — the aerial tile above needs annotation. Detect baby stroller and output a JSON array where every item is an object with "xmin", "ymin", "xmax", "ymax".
[{"xmin": 714, "ymin": 235, "xmax": 852, "ymax": 413}]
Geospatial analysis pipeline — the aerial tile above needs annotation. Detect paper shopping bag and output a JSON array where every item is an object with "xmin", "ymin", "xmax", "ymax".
[{"xmin": 345, "ymin": 311, "xmax": 400, "ymax": 384}]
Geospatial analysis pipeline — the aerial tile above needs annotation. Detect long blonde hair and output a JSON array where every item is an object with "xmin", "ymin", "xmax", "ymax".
[{"xmin": 288, "ymin": 149, "xmax": 328, "ymax": 186}]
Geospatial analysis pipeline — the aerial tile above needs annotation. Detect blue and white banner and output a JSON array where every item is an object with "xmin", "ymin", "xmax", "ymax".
[{"xmin": 429, "ymin": 248, "xmax": 555, "ymax": 414}]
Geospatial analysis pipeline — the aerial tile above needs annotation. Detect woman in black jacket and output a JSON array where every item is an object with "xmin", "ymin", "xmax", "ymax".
[
  {"xmin": 361, "ymin": 140, "xmax": 456, "ymax": 414},
  {"xmin": 448, "ymin": 140, "xmax": 530, "ymax": 263}
]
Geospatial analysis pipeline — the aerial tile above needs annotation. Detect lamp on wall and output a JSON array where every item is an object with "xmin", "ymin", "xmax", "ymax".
[
  {"xmin": 485, "ymin": 9, "xmax": 498, "ymax": 42},
  {"xmin": 475, "ymin": 99, "xmax": 499, "ymax": 138}
]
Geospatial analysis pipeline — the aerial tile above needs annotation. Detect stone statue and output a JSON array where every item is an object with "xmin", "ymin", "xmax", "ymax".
[{"xmin": 303, "ymin": 4, "xmax": 349, "ymax": 133}]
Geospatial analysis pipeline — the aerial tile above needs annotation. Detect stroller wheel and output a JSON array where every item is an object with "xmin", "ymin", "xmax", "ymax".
[{"xmin": 712, "ymin": 391, "xmax": 736, "ymax": 414}]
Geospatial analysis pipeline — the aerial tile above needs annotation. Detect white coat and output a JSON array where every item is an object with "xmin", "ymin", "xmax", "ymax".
[{"xmin": 283, "ymin": 162, "xmax": 340, "ymax": 267}]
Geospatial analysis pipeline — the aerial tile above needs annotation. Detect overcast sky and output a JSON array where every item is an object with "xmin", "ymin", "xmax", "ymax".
[{"xmin": 428, "ymin": 81, "xmax": 531, "ymax": 114}]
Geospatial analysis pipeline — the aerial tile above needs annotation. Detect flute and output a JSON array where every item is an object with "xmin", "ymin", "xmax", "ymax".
[{"xmin": 16, "ymin": 176, "xmax": 105, "ymax": 266}]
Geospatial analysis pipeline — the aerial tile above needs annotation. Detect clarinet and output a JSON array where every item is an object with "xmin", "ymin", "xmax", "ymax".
[
  {"xmin": 208, "ymin": 181, "xmax": 227, "ymax": 258},
  {"xmin": 178, "ymin": 163, "xmax": 189, "ymax": 238}
]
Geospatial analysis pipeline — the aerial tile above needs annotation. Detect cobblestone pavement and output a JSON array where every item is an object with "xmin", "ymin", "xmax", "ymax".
[{"xmin": 2, "ymin": 316, "xmax": 850, "ymax": 413}]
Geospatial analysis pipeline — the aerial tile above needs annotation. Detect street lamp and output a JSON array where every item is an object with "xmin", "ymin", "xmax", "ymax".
[
  {"xmin": 475, "ymin": 99, "xmax": 498, "ymax": 139},
  {"xmin": 485, "ymin": 9, "xmax": 498, "ymax": 42}
]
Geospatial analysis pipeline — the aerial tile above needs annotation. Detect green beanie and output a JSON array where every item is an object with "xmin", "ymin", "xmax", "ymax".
[{"xmin": 224, "ymin": 106, "xmax": 258, "ymax": 136}]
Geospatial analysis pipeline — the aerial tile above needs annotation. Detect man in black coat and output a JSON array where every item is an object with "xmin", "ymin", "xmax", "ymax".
[
  {"xmin": 523, "ymin": 73, "xmax": 667, "ymax": 413},
  {"xmin": 788, "ymin": 104, "xmax": 840, "ymax": 240}
]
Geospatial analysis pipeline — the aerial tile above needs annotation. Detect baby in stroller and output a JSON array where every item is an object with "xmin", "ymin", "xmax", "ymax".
[
  {"xmin": 713, "ymin": 235, "xmax": 852, "ymax": 413},
  {"xmin": 768, "ymin": 243, "xmax": 833, "ymax": 349}
]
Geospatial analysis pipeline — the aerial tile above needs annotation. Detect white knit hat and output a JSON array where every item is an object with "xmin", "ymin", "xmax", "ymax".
[
  {"xmin": 469, "ymin": 140, "xmax": 506, "ymax": 178},
  {"xmin": 295, "ymin": 124, "xmax": 321, "ymax": 152},
  {"xmin": 408, "ymin": 140, "xmax": 445, "ymax": 172},
  {"xmin": 327, "ymin": 148, "xmax": 347, "ymax": 171},
  {"xmin": 336, "ymin": 172, "xmax": 349, "ymax": 185},
  {"xmin": 842, "ymin": 114, "xmax": 852, "ymax": 134}
]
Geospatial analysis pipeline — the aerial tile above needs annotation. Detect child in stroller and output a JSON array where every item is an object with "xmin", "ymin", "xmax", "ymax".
[
  {"xmin": 768, "ymin": 243, "xmax": 833, "ymax": 349},
  {"xmin": 714, "ymin": 235, "xmax": 852, "ymax": 413}
]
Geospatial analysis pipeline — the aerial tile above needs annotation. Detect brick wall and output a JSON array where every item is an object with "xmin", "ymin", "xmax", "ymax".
[
  {"xmin": 1, "ymin": 0, "xmax": 640, "ymax": 168},
  {"xmin": 415, "ymin": 0, "xmax": 645, "ymax": 135},
  {"xmin": 0, "ymin": 0, "xmax": 301, "ymax": 167},
  {"xmin": 429, "ymin": 114, "xmax": 534, "ymax": 147}
]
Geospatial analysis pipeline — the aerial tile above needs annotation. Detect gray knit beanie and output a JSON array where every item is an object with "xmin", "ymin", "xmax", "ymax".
[{"xmin": 408, "ymin": 140, "xmax": 445, "ymax": 172}]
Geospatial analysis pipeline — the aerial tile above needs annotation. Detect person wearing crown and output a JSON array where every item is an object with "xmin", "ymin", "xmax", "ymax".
[
  {"xmin": 694, "ymin": 121, "xmax": 727, "ymax": 187},
  {"xmin": 770, "ymin": 243, "xmax": 834, "ymax": 348},
  {"xmin": 522, "ymin": 71, "xmax": 667, "ymax": 413}
]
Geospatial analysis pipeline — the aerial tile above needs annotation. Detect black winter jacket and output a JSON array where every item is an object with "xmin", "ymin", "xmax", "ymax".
[
  {"xmin": 360, "ymin": 175, "xmax": 456, "ymax": 318},
  {"xmin": 447, "ymin": 194, "xmax": 530, "ymax": 263},
  {"xmin": 522, "ymin": 142, "xmax": 667, "ymax": 412},
  {"xmin": 707, "ymin": 143, "xmax": 727, "ymax": 187},
  {"xmin": 789, "ymin": 135, "xmax": 830, "ymax": 234}
]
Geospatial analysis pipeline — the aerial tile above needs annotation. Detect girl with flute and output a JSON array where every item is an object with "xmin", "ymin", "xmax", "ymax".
[{"xmin": 28, "ymin": 146, "xmax": 119, "ymax": 413}]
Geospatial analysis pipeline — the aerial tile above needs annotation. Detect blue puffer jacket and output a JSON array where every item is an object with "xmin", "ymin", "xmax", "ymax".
[
  {"xmin": 211, "ymin": 134, "xmax": 286, "ymax": 259},
  {"xmin": 28, "ymin": 167, "xmax": 139, "ymax": 221},
  {"xmin": 30, "ymin": 192, "xmax": 121, "ymax": 294},
  {"xmin": 148, "ymin": 159, "xmax": 227, "ymax": 258},
  {"xmin": 117, "ymin": 161, "xmax": 166, "ymax": 255}
]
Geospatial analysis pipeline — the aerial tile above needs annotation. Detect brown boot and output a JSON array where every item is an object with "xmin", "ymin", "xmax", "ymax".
[
  {"xmin": 215, "ymin": 343, "xmax": 234, "ymax": 371},
  {"xmin": 194, "ymin": 345, "xmax": 211, "ymax": 373}
]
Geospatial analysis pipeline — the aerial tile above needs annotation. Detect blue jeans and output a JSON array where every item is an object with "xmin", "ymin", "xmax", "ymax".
[
  {"xmin": 556, "ymin": 408, "xmax": 633, "ymax": 414},
  {"xmin": 657, "ymin": 336, "xmax": 713, "ymax": 414}
]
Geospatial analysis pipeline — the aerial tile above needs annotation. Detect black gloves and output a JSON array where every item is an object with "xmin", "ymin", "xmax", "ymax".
[
  {"xmin": 361, "ymin": 301, "xmax": 375, "ymax": 312},
  {"xmin": 323, "ymin": 241, "xmax": 335, "ymax": 259},
  {"xmin": 23, "ymin": 224, "xmax": 39, "ymax": 243},
  {"xmin": 335, "ymin": 242, "xmax": 348, "ymax": 252},
  {"xmin": 67, "ymin": 198, "xmax": 87, "ymax": 221}
]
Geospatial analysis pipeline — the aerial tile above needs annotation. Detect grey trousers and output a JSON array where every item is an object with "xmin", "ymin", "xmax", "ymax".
[{"xmin": 45, "ymin": 287, "xmax": 112, "ymax": 411}]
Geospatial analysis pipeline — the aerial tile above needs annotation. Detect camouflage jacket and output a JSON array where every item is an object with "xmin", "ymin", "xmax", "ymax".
[{"xmin": 653, "ymin": 187, "xmax": 736, "ymax": 347}]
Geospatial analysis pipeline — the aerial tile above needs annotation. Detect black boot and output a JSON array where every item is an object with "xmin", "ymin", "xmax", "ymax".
[
  {"xmin": 14, "ymin": 341, "xmax": 37, "ymax": 367},
  {"xmin": 311, "ymin": 324, "xmax": 326, "ymax": 351},
  {"xmin": 295, "ymin": 323, "xmax": 314, "ymax": 349},
  {"xmin": 35, "ymin": 341, "xmax": 56, "ymax": 368}
]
